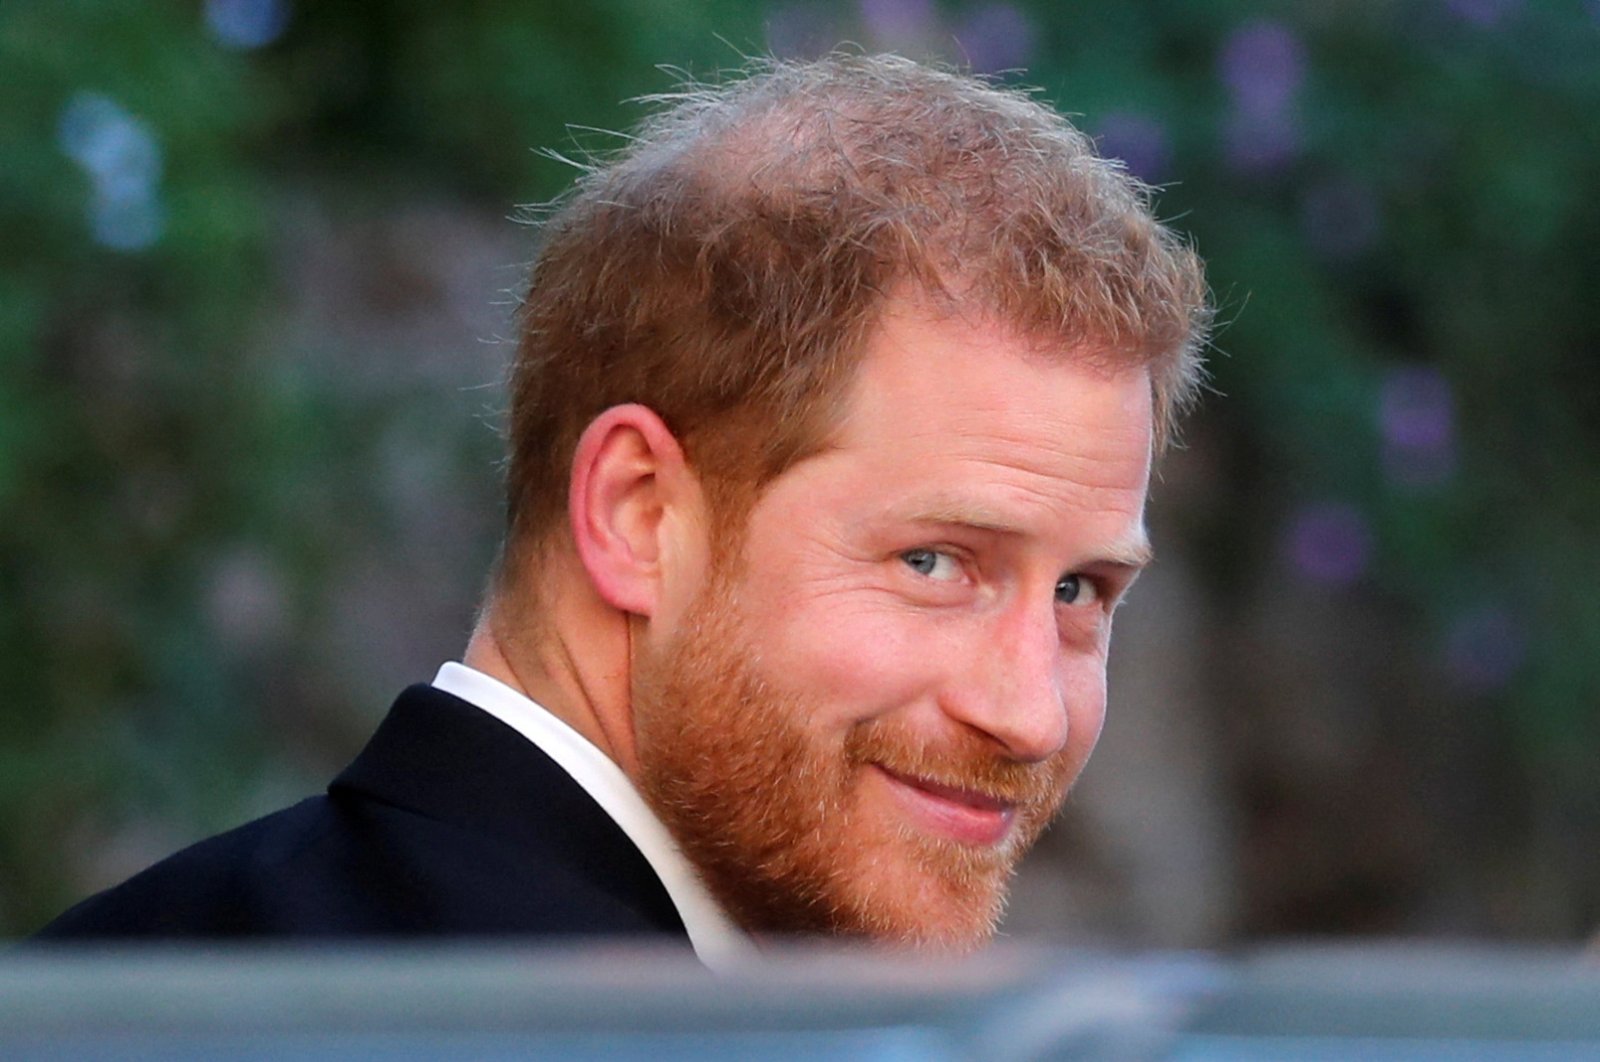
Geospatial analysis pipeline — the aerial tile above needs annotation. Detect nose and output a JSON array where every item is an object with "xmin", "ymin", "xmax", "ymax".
[{"xmin": 936, "ymin": 602, "xmax": 1081, "ymax": 763}]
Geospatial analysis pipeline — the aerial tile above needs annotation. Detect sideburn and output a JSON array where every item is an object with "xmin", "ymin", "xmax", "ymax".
[{"xmin": 631, "ymin": 563, "xmax": 858, "ymax": 936}]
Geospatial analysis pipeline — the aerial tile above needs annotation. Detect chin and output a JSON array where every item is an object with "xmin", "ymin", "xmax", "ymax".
[{"xmin": 802, "ymin": 825, "xmax": 1020, "ymax": 950}]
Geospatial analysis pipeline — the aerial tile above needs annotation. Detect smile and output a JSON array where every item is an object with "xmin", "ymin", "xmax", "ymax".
[{"xmin": 872, "ymin": 764, "xmax": 1017, "ymax": 846}]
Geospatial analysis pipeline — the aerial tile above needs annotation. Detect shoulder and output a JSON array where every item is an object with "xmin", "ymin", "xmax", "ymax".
[
  {"xmin": 32, "ymin": 797, "xmax": 340, "ymax": 940},
  {"xmin": 33, "ymin": 685, "xmax": 689, "ymax": 943}
]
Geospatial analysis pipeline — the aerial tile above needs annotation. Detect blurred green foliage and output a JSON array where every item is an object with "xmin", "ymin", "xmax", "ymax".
[{"xmin": 3, "ymin": 0, "xmax": 1597, "ymax": 937}]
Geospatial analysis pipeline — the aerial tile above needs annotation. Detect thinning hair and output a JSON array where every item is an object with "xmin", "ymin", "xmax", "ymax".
[{"xmin": 501, "ymin": 54, "xmax": 1210, "ymax": 583}]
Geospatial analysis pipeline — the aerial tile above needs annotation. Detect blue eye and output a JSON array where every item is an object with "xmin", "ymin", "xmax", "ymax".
[
  {"xmin": 902, "ymin": 549, "xmax": 960, "ymax": 582},
  {"xmin": 1056, "ymin": 573, "xmax": 1098, "ymax": 606}
]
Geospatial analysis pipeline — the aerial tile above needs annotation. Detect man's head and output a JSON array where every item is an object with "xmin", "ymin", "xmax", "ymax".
[{"xmin": 493, "ymin": 55, "xmax": 1209, "ymax": 946}]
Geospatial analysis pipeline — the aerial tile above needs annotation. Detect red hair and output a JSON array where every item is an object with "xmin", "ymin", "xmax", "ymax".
[{"xmin": 503, "ymin": 55, "xmax": 1209, "ymax": 581}]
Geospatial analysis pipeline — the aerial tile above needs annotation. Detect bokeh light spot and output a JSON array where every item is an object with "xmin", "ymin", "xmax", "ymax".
[
  {"xmin": 953, "ymin": 3, "xmax": 1035, "ymax": 73},
  {"xmin": 58, "ymin": 93, "xmax": 163, "ymax": 193},
  {"xmin": 1097, "ymin": 112, "xmax": 1171, "ymax": 184},
  {"xmin": 859, "ymin": 0, "xmax": 935, "ymax": 50},
  {"xmin": 1218, "ymin": 21, "xmax": 1306, "ymax": 176},
  {"xmin": 1445, "ymin": 0, "xmax": 1523, "ymax": 28},
  {"xmin": 205, "ymin": 0, "xmax": 292, "ymax": 51},
  {"xmin": 1220, "ymin": 21, "xmax": 1306, "ymax": 115},
  {"xmin": 1379, "ymin": 365, "xmax": 1457, "ymax": 489},
  {"xmin": 1284, "ymin": 501, "xmax": 1374, "ymax": 586},
  {"xmin": 57, "ymin": 92, "xmax": 166, "ymax": 253}
]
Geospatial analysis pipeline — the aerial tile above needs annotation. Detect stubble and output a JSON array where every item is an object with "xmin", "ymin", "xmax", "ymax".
[{"xmin": 631, "ymin": 566, "xmax": 1072, "ymax": 947}]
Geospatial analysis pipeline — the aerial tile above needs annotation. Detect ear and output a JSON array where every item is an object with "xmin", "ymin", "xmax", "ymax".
[{"xmin": 568, "ymin": 404, "xmax": 702, "ymax": 617}]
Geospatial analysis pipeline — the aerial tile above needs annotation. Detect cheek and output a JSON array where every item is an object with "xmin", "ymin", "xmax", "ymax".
[
  {"xmin": 746, "ymin": 592, "xmax": 945, "ymax": 728},
  {"xmin": 1061, "ymin": 662, "xmax": 1108, "ymax": 770}
]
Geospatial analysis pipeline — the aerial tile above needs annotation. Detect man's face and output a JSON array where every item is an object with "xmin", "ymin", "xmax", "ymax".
[{"xmin": 632, "ymin": 296, "xmax": 1155, "ymax": 947}]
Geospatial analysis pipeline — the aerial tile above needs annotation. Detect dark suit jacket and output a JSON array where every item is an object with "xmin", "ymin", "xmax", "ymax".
[{"xmin": 34, "ymin": 684, "xmax": 689, "ymax": 943}]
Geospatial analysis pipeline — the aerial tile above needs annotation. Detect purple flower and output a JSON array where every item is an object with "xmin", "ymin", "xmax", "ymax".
[
  {"xmin": 1219, "ymin": 21, "xmax": 1306, "ymax": 116},
  {"xmin": 1379, "ymin": 365, "xmax": 1457, "ymax": 488},
  {"xmin": 1097, "ymin": 112, "xmax": 1171, "ymax": 184},
  {"xmin": 1284, "ymin": 501, "xmax": 1373, "ymax": 586},
  {"xmin": 1218, "ymin": 21, "xmax": 1306, "ymax": 176},
  {"xmin": 1444, "ymin": 0, "xmax": 1522, "ymax": 28},
  {"xmin": 954, "ymin": 3, "xmax": 1035, "ymax": 73},
  {"xmin": 859, "ymin": 0, "xmax": 935, "ymax": 49}
]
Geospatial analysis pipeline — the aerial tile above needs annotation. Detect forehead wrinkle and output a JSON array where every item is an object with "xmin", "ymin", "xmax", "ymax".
[
  {"xmin": 885, "ymin": 472, "xmax": 1149, "ymax": 551},
  {"xmin": 881, "ymin": 423, "xmax": 1152, "ymax": 500},
  {"xmin": 888, "ymin": 494, "xmax": 1031, "ymax": 536},
  {"xmin": 878, "ymin": 384, "xmax": 1151, "ymax": 450}
]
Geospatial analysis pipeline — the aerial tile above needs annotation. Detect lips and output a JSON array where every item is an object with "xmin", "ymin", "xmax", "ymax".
[{"xmin": 873, "ymin": 764, "xmax": 1017, "ymax": 846}]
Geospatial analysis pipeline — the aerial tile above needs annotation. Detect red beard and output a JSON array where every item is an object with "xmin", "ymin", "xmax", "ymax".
[{"xmin": 632, "ymin": 565, "xmax": 1072, "ymax": 947}]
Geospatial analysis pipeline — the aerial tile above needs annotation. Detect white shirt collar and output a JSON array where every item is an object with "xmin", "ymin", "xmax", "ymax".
[{"xmin": 430, "ymin": 662, "xmax": 755, "ymax": 970}]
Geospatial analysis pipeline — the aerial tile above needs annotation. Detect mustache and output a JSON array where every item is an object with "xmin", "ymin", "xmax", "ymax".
[{"xmin": 843, "ymin": 720, "xmax": 1068, "ymax": 809}]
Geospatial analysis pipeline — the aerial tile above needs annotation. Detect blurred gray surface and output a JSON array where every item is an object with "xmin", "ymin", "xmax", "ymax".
[{"xmin": 4, "ymin": 942, "xmax": 1597, "ymax": 1060}]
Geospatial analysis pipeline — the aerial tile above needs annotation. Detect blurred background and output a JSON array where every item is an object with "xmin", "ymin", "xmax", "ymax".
[{"xmin": 2, "ymin": 0, "xmax": 1596, "ymax": 946}]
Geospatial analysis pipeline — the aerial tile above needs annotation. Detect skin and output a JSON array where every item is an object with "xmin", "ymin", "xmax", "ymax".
[{"xmin": 468, "ymin": 292, "xmax": 1155, "ymax": 946}]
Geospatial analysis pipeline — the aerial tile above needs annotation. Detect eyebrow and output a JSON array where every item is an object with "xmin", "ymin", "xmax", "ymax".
[
  {"xmin": 896, "ymin": 499, "xmax": 1027, "ymax": 536},
  {"xmin": 1093, "ymin": 537, "xmax": 1155, "ymax": 570},
  {"xmin": 894, "ymin": 499, "xmax": 1156, "ymax": 570}
]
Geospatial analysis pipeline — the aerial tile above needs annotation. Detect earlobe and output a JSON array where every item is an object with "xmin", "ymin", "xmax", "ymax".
[{"xmin": 569, "ymin": 404, "xmax": 694, "ymax": 617}]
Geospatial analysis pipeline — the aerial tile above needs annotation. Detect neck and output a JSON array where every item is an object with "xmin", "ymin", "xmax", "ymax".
[{"xmin": 464, "ymin": 564, "xmax": 641, "ymax": 778}]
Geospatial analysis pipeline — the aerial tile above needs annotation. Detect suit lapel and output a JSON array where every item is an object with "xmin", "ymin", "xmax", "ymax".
[{"xmin": 330, "ymin": 684, "xmax": 685, "ymax": 935}]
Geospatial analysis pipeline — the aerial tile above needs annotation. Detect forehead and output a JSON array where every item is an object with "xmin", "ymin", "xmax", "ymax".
[
  {"xmin": 756, "ymin": 295, "xmax": 1156, "ymax": 551},
  {"xmin": 846, "ymin": 297, "xmax": 1149, "ymax": 466},
  {"xmin": 856, "ymin": 296, "xmax": 1145, "ymax": 418}
]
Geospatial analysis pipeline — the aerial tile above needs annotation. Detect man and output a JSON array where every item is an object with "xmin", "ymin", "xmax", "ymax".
[{"xmin": 37, "ymin": 55, "xmax": 1209, "ymax": 963}]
